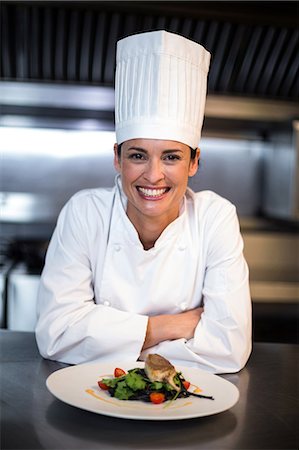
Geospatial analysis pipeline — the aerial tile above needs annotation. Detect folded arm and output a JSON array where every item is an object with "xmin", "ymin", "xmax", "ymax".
[{"xmin": 142, "ymin": 307, "xmax": 203, "ymax": 350}]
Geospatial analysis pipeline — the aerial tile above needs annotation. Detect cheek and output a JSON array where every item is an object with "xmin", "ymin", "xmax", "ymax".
[
  {"xmin": 171, "ymin": 165, "xmax": 191, "ymax": 183},
  {"xmin": 120, "ymin": 162, "xmax": 141, "ymax": 182}
]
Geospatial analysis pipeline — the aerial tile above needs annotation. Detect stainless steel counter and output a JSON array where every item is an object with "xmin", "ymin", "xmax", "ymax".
[{"xmin": 1, "ymin": 331, "xmax": 298, "ymax": 450}]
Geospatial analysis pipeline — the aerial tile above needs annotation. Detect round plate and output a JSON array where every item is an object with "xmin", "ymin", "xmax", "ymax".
[{"xmin": 46, "ymin": 361, "xmax": 239, "ymax": 421}]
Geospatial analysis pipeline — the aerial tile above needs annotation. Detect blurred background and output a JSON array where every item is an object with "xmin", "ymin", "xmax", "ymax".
[{"xmin": 0, "ymin": 1, "xmax": 298, "ymax": 342}]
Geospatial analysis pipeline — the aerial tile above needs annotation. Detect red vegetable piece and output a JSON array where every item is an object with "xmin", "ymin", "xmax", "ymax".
[
  {"xmin": 98, "ymin": 381, "xmax": 109, "ymax": 390},
  {"xmin": 149, "ymin": 392, "xmax": 166, "ymax": 404},
  {"xmin": 114, "ymin": 368, "xmax": 126, "ymax": 378},
  {"xmin": 183, "ymin": 380, "xmax": 191, "ymax": 390}
]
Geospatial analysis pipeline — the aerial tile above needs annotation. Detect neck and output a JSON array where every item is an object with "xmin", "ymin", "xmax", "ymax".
[
  {"xmin": 136, "ymin": 221, "xmax": 165, "ymax": 250},
  {"xmin": 127, "ymin": 209, "xmax": 179, "ymax": 250}
]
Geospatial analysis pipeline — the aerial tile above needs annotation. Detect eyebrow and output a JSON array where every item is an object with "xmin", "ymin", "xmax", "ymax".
[
  {"xmin": 126, "ymin": 147, "xmax": 184, "ymax": 154},
  {"xmin": 127, "ymin": 146, "xmax": 147, "ymax": 152}
]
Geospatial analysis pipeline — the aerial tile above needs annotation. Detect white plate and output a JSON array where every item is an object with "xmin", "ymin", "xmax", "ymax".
[{"xmin": 46, "ymin": 361, "xmax": 239, "ymax": 421}]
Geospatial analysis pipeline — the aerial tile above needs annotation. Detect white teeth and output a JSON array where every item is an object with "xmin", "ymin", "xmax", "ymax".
[{"xmin": 138, "ymin": 187, "xmax": 168, "ymax": 197}]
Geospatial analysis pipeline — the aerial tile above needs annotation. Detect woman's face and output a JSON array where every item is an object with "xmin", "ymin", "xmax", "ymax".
[{"xmin": 114, "ymin": 138, "xmax": 199, "ymax": 225}]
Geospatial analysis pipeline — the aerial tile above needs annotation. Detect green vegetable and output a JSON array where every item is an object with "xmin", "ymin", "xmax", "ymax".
[
  {"xmin": 114, "ymin": 380, "xmax": 135, "ymax": 400},
  {"xmin": 150, "ymin": 381, "xmax": 163, "ymax": 390},
  {"xmin": 125, "ymin": 371, "xmax": 146, "ymax": 391},
  {"xmin": 101, "ymin": 376, "xmax": 123, "ymax": 388}
]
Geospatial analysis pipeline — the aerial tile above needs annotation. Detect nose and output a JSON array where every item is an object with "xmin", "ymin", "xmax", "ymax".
[{"xmin": 144, "ymin": 158, "xmax": 164, "ymax": 184}]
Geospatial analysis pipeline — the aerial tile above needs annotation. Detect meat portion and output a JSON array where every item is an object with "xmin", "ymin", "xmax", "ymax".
[{"xmin": 144, "ymin": 354, "xmax": 180, "ymax": 391}]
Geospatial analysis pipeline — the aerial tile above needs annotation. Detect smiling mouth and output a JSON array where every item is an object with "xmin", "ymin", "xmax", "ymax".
[{"xmin": 137, "ymin": 187, "xmax": 170, "ymax": 198}]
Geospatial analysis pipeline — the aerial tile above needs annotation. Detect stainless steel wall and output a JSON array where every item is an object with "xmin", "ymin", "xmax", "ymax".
[
  {"xmin": 1, "ymin": 127, "xmax": 117, "ymax": 238},
  {"xmin": 263, "ymin": 123, "xmax": 299, "ymax": 219},
  {"xmin": 189, "ymin": 137, "xmax": 264, "ymax": 216}
]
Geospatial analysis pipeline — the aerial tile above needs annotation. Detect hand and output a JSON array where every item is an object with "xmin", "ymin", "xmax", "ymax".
[{"xmin": 142, "ymin": 307, "xmax": 203, "ymax": 350}]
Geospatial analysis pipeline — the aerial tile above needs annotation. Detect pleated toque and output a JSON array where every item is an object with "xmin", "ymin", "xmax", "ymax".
[{"xmin": 115, "ymin": 30, "xmax": 211, "ymax": 148}]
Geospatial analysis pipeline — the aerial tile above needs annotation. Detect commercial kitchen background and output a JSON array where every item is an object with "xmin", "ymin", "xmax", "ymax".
[{"xmin": 0, "ymin": 1, "xmax": 298, "ymax": 343}]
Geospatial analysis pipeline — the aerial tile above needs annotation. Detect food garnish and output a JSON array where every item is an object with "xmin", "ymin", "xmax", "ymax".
[{"xmin": 97, "ymin": 354, "xmax": 214, "ymax": 404}]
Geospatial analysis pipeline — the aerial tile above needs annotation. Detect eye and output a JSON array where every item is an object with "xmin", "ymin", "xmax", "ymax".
[
  {"xmin": 163, "ymin": 154, "xmax": 181, "ymax": 161},
  {"xmin": 128, "ymin": 153, "xmax": 146, "ymax": 160}
]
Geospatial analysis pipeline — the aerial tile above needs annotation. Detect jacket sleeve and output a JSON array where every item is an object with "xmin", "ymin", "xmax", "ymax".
[
  {"xmin": 140, "ymin": 202, "xmax": 252, "ymax": 374},
  {"xmin": 35, "ymin": 194, "xmax": 148, "ymax": 364}
]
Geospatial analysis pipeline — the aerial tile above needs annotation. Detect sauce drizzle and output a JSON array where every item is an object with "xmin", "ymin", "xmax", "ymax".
[{"xmin": 85, "ymin": 389, "xmax": 126, "ymax": 407}]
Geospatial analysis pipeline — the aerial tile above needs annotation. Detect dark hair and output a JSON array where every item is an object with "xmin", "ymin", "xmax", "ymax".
[
  {"xmin": 117, "ymin": 144, "xmax": 198, "ymax": 160},
  {"xmin": 190, "ymin": 147, "xmax": 197, "ymax": 160}
]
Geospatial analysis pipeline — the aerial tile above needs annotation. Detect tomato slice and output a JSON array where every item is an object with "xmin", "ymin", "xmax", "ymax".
[
  {"xmin": 183, "ymin": 380, "xmax": 190, "ymax": 390},
  {"xmin": 98, "ymin": 381, "xmax": 109, "ymax": 390},
  {"xmin": 149, "ymin": 392, "xmax": 165, "ymax": 404},
  {"xmin": 114, "ymin": 368, "xmax": 126, "ymax": 378}
]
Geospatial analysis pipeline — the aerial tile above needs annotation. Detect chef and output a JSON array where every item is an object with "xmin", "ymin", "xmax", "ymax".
[{"xmin": 35, "ymin": 30, "xmax": 252, "ymax": 373}]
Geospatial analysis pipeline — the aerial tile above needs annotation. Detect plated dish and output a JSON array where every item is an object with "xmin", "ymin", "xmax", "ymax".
[{"xmin": 46, "ymin": 361, "xmax": 239, "ymax": 421}]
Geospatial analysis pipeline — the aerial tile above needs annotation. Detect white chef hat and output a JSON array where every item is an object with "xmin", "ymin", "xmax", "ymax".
[{"xmin": 115, "ymin": 30, "xmax": 210, "ymax": 148}]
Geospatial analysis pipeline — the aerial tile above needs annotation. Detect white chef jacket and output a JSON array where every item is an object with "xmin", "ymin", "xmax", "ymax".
[{"xmin": 35, "ymin": 176, "xmax": 252, "ymax": 373}]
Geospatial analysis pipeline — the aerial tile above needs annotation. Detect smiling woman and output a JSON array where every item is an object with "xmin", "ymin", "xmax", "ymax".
[
  {"xmin": 113, "ymin": 139, "xmax": 200, "ymax": 247},
  {"xmin": 35, "ymin": 30, "xmax": 252, "ymax": 374}
]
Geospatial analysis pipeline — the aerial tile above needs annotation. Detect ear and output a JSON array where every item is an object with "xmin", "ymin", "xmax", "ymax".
[
  {"xmin": 113, "ymin": 143, "xmax": 121, "ymax": 172},
  {"xmin": 188, "ymin": 148, "xmax": 200, "ymax": 177}
]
